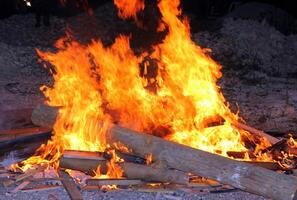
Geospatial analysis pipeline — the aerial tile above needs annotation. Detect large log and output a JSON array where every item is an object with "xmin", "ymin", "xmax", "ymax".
[
  {"xmin": 106, "ymin": 126, "xmax": 297, "ymax": 200},
  {"xmin": 31, "ymin": 105, "xmax": 297, "ymax": 199},
  {"xmin": 59, "ymin": 153, "xmax": 188, "ymax": 184}
]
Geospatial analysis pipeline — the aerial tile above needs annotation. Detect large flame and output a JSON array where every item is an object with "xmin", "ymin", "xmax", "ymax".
[{"xmin": 14, "ymin": 0, "xmax": 272, "ymax": 174}]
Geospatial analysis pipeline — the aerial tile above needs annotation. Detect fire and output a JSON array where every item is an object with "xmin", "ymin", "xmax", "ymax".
[
  {"xmin": 114, "ymin": 0, "xmax": 145, "ymax": 19},
  {"xmin": 14, "ymin": 0, "xmax": 273, "ymax": 175}
]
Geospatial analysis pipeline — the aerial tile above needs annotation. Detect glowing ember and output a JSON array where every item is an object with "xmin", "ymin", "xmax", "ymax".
[{"xmin": 13, "ymin": 0, "xmax": 275, "ymax": 176}]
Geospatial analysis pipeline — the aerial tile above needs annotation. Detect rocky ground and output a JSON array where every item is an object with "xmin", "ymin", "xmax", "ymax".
[{"xmin": 0, "ymin": 1, "xmax": 297, "ymax": 199}]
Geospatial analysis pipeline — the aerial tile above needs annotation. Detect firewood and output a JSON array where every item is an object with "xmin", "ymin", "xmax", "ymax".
[
  {"xmin": 86, "ymin": 178, "xmax": 143, "ymax": 186},
  {"xmin": 31, "ymin": 105, "xmax": 296, "ymax": 199},
  {"xmin": 59, "ymin": 170, "xmax": 83, "ymax": 200},
  {"xmin": 232, "ymin": 121, "xmax": 280, "ymax": 144},
  {"xmin": 11, "ymin": 180, "xmax": 30, "ymax": 193},
  {"xmin": 59, "ymin": 152, "xmax": 108, "ymax": 175},
  {"xmin": 123, "ymin": 162, "xmax": 189, "ymax": 184},
  {"xmin": 106, "ymin": 126, "xmax": 297, "ymax": 200},
  {"xmin": 15, "ymin": 165, "xmax": 46, "ymax": 183},
  {"xmin": 3, "ymin": 165, "xmax": 46, "ymax": 187},
  {"xmin": 60, "ymin": 152, "xmax": 188, "ymax": 184}
]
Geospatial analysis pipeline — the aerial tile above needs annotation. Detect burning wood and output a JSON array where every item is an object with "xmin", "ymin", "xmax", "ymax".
[
  {"xmin": 60, "ymin": 151, "xmax": 189, "ymax": 185},
  {"xmin": 5, "ymin": 0, "xmax": 297, "ymax": 199},
  {"xmin": 28, "ymin": 104, "xmax": 297, "ymax": 199},
  {"xmin": 106, "ymin": 126, "xmax": 297, "ymax": 200},
  {"xmin": 59, "ymin": 151, "xmax": 108, "ymax": 175}
]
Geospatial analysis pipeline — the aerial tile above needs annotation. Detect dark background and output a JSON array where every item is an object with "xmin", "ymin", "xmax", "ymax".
[{"xmin": 1, "ymin": 0, "xmax": 297, "ymax": 19}]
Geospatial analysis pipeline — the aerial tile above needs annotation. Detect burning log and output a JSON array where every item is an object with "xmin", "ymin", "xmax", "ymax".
[
  {"xmin": 106, "ymin": 126, "xmax": 297, "ymax": 200},
  {"xmin": 59, "ymin": 152, "xmax": 189, "ymax": 184},
  {"xmin": 59, "ymin": 151, "xmax": 108, "ymax": 174},
  {"xmin": 31, "ymin": 105, "xmax": 297, "ymax": 199}
]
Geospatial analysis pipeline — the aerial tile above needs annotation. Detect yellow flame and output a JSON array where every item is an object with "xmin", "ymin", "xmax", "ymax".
[{"xmin": 14, "ymin": 0, "xmax": 274, "ymax": 175}]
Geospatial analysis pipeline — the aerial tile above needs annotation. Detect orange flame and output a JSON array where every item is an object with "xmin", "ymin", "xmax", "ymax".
[
  {"xmin": 14, "ymin": 0, "xmax": 273, "ymax": 175},
  {"xmin": 114, "ymin": 0, "xmax": 145, "ymax": 19}
]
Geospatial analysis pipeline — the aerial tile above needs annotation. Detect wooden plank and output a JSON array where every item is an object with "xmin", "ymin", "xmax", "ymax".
[
  {"xmin": 106, "ymin": 126, "xmax": 297, "ymax": 200},
  {"xmin": 86, "ymin": 178, "xmax": 142, "ymax": 186},
  {"xmin": 59, "ymin": 170, "xmax": 83, "ymax": 200},
  {"xmin": 59, "ymin": 156, "xmax": 107, "ymax": 175},
  {"xmin": 11, "ymin": 181, "xmax": 30, "ymax": 193},
  {"xmin": 232, "ymin": 121, "xmax": 280, "ymax": 144},
  {"xmin": 15, "ymin": 165, "xmax": 46, "ymax": 183},
  {"xmin": 60, "ymin": 153, "xmax": 188, "ymax": 184},
  {"xmin": 63, "ymin": 150, "xmax": 105, "ymax": 160},
  {"xmin": 3, "ymin": 165, "xmax": 46, "ymax": 187}
]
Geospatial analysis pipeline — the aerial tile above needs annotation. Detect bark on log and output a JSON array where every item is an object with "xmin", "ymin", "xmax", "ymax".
[
  {"xmin": 120, "ymin": 162, "xmax": 188, "ymax": 184},
  {"xmin": 60, "ymin": 154, "xmax": 188, "ymax": 184},
  {"xmin": 106, "ymin": 126, "xmax": 297, "ymax": 200}
]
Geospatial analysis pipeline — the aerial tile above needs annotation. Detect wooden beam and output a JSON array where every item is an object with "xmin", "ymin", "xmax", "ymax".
[
  {"xmin": 59, "ymin": 170, "xmax": 83, "ymax": 200},
  {"xmin": 232, "ymin": 121, "xmax": 280, "ymax": 144},
  {"xmin": 59, "ymin": 153, "xmax": 188, "ymax": 184},
  {"xmin": 59, "ymin": 152, "xmax": 107, "ymax": 175},
  {"xmin": 120, "ymin": 162, "xmax": 189, "ymax": 184},
  {"xmin": 106, "ymin": 126, "xmax": 297, "ymax": 200}
]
